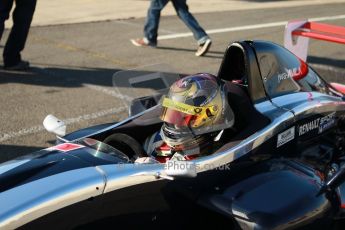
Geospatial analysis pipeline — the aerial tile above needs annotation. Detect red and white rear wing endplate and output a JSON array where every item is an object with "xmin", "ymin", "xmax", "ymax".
[{"xmin": 284, "ymin": 20, "xmax": 345, "ymax": 61}]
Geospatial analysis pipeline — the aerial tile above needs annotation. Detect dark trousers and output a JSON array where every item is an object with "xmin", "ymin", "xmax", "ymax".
[{"xmin": 0, "ymin": 0, "xmax": 37, "ymax": 67}]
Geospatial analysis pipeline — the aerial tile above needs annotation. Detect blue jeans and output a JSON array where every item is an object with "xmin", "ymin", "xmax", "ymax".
[{"xmin": 144, "ymin": 0, "xmax": 209, "ymax": 45}]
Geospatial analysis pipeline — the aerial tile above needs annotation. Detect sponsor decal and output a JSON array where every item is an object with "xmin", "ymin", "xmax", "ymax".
[
  {"xmin": 299, "ymin": 118, "xmax": 320, "ymax": 136},
  {"xmin": 298, "ymin": 112, "xmax": 336, "ymax": 136},
  {"xmin": 277, "ymin": 126, "xmax": 295, "ymax": 147},
  {"xmin": 47, "ymin": 143, "xmax": 84, "ymax": 152},
  {"xmin": 162, "ymin": 97, "xmax": 196, "ymax": 115},
  {"xmin": 318, "ymin": 112, "xmax": 336, "ymax": 134},
  {"xmin": 194, "ymin": 108, "xmax": 202, "ymax": 114},
  {"xmin": 277, "ymin": 67, "xmax": 302, "ymax": 83}
]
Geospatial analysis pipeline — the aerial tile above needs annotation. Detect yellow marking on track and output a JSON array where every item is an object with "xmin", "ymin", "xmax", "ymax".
[{"xmin": 31, "ymin": 36, "xmax": 137, "ymax": 68}]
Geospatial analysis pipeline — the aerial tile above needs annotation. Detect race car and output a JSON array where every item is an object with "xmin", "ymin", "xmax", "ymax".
[{"xmin": 1, "ymin": 39, "xmax": 345, "ymax": 230}]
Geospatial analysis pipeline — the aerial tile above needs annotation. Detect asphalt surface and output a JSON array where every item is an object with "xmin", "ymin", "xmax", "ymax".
[{"xmin": 0, "ymin": 2, "xmax": 345, "ymax": 163}]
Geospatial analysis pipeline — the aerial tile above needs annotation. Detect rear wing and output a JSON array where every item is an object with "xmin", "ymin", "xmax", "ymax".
[{"xmin": 284, "ymin": 20, "xmax": 345, "ymax": 61}]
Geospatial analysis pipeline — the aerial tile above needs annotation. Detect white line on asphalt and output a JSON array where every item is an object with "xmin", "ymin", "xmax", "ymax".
[
  {"xmin": 0, "ymin": 106, "xmax": 126, "ymax": 143},
  {"xmin": 1, "ymin": 67, "xmax": 132, "ymax": 143},
  {"xmin": 158, "ymin": 14, "xmax": 345, "ymax": 40},
  {"xmin": 0, "ymin": 126, "xmax": 46, "ymax": 143},
  {"xmin": 62, "ymin": 106, "xmax": 126, "ymax": 124},
  {"xmin": 83, "ymin": 84, "xmax": 133, "ymax": 102}
]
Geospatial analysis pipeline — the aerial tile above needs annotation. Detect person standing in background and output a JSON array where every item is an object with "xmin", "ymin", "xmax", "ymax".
[
  {"xmin": 131, "ymin": 0, "xmax": 212, "ymax": 57},
  {"xmin": 0, "ymin": 0, "xmax": 37, "ymax": 70}
]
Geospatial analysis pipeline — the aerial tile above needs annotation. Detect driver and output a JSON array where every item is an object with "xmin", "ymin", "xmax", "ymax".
[{"xmin": 142, "ymin": 73, "xmax": 235, "ymax": 163}]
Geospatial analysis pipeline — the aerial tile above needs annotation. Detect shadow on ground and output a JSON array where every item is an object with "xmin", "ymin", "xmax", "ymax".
[
  {"xmin": 0, "ymin": 65, "xmax": 121, "ymax": 88},
  {"xmin": 0, "ymin": 55, "xmax": 342, "ymax": 89},
  {"xmin": 0, "ymin": 64, "xmax": 186, "ymax": 88},
  {"xmin": 308, "ymin": 55, "xmax": 345, "ymax": 83},
  {"xmin": 157, "ymin": 46, "xmax": 224, "ymax": 59},
  {"xmin": 241, "ymin": 0, "xmax": 286, "ymax": 2},
  {"xmin": 308, "ymin": 56, "xmax": 345, "ymax": 70}
]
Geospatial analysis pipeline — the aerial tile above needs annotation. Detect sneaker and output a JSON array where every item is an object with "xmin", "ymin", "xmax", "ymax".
[
  {"xmin": 130, "ymin": 38, "xmax": 156, "ymax": 47},
  {"xmin": 195, "ymin": 39, "xmax": 212, "ymax": 57},
  {"xmin": 4, "ymin": 60, "xmax": 30, "ymax": 71}
]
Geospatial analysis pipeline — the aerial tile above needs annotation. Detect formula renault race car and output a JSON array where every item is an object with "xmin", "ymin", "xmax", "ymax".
[{"xmin": 1, "ymin": 40, "xmax": 345, "ymax": 230}]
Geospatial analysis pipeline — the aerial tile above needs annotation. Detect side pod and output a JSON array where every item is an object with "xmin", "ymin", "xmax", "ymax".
[{"xmin": 198, "ymin": 159, "xmax": 332, "ymax": 229}]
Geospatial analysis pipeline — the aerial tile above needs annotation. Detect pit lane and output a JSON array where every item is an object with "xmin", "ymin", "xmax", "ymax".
[{"xmin": 0, "ymin": 2, "xmax": 344, "ymax": 162}]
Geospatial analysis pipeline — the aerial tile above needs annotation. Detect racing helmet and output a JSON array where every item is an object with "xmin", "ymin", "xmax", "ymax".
[{"xmin": 160, "ymin": 73, "xmax": 235, "ymax": 149}]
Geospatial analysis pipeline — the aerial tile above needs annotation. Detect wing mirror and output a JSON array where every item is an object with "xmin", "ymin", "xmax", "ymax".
[
  {"xmin": 43, "ymin": 114, "xmax": 66, "ymax": 136},
  {"xmin": 164, "ymin": 161, "xmax": 197, "ymax": 179}
]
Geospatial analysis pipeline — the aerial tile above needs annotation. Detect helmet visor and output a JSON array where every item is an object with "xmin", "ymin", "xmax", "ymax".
[
  {"xmin": 161, "ymin": 107, "xmax": 196, "ymax": 127},
  {"xmin": 160, "ymin": 97, "xmax": 218, "ymax": 128}
]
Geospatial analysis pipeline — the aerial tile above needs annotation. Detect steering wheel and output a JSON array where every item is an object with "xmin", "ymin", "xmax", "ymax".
[{"xmin": 103, "ymin": 133, "xmax": 148, "ymax": 161}]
